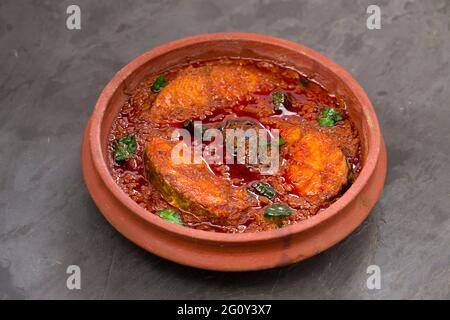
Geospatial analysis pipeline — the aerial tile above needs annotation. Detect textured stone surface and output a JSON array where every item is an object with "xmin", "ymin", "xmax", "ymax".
[{"xmin": 0, "ymin": 0, "xmax": 449, "ymax": 299}]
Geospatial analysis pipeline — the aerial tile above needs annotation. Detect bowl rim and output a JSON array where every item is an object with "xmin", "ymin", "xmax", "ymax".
[{"xmin": 88, "ymin": 32, "xmax": 381, "ymax": 244}]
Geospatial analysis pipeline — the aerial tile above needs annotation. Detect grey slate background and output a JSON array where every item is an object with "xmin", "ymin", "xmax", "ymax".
[{"xmin": 0, "ymin": 0, "xmax": 449, "ymax": 299}]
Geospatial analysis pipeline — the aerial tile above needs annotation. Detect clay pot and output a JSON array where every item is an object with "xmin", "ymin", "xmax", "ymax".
[{"xmin": 81, "ymin": 33, "xmax": 387, "ymax": 271}]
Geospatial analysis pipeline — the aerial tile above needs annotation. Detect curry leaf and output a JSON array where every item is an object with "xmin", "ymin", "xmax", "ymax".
[
  {"xmin": 158, "ymin": 208, "xmax": 183, "ymax": 225},
  {"xmin": 322, "ymin": 107, "xmax": 343, "ymax": 121},
  {"xmin": 113, "ymin": 134, "xmax": 137, "ymax": 162},
  {"xmin": 151, "ymin": 75, "xmax": 167, "ymax": 93},
  {"xmin": 319, "ymin": 107, "xmax": 343, "ymax": 127},
  {"xmin": 272, "ymin": 91, "xmax": 290, "ymax": 110},
  {"xmin": 319, "ymin": 117, "xmax": 336, "ymax": 127},
  {"xmin": 264, "ymin": 204, "xmax": 292, "ymax": 217},
  {"xmin": 251, "ymin": 181, "xmax": 276, "ymax": 200},
  {"xmin": 300, "ymin": 77, "xmax": 310, "ymax": 87}
]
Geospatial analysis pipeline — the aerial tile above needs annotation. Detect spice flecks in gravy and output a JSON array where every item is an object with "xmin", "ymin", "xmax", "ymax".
[{"xmin": 108, "ymin": 58, "xmax": 361, "ymax": 233}]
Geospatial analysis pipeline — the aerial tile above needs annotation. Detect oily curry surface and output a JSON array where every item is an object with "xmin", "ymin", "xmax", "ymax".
[{"xmin": 108, "ymin": 58, "xmax": 362, "ymax": 233}]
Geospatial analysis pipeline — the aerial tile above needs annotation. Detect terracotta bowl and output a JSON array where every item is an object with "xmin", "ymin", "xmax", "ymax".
[{"xmin": 81, "ymin": 33, "xmax": 387, "ymax": 271}]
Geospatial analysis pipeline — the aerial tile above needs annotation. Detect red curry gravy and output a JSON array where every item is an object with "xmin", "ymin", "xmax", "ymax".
[{"xmin": 108, "ymin": 58, "xmax": 361, "ymax": 233}]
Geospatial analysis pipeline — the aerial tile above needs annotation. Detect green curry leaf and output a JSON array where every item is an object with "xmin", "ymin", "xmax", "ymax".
[
  {"xmin": 151, "ymin": 75, "xmax": 167, "ymax": 93},
  {"xmin": 113, "ymin": 134, "xmax": 137, "ymax": 162},
  {"xmin": 319, "ymin": 117, "xmax": 336, "ymax": 127},
  {"xmin": 319, "ymin": 107, "xmax": 343, "ymax": 127},
  {"xmin": 300, "ymin": 77, "xmax": 310, "ymax": 87},
  {"xmin": 264, "ymin": 204, "xmax": 292, "ymax": 217},
  {"xmin": 158, "ymin": 208, "xmax": 183, "ymax": 225},
  {"xmin": 251, "ymin": 182, "xmax": 276, "ymax": 200},
  {"xmin": 272, "ymin": 91, "xmax": 290, "ymax": 110}
]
